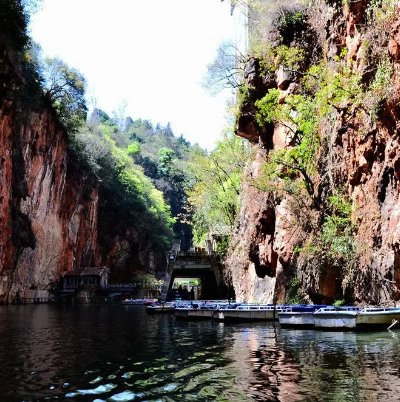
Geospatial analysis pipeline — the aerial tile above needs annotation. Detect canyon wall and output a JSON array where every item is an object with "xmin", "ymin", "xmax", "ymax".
[
  {"xmin": 0, "ymin": 47, "xmax": 161, "ymax": 303},
  {"xmin": 227, "ymin": 1, "xmax": 400, "ymax": 305}
]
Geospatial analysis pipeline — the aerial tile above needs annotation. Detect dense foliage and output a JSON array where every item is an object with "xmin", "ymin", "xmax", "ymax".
[
  {"xmin": 0, "ymin": 0, "xmax": 42, "ymax": 51},
  {"xmin": 215, "ymin": 0, "xmax": 399, "ymax": 300},
  {"xmin": 1, "ymin": 0, "xmax": 195, "ymax": 254},
  {"xmin": 186, "ymin": 131, "xmax": 252, "ymax": 252},
  {"xmin": 42, "ymin": 57, "xmax": 87, "ymax": 133},
  {"xmin": 69, "ymin": 115, "xmax": 175, "ymax": 250},
  {"xmin": 70, "ymin": 112, "xmax": 195, "ymax": 251},
  {"xmin": 247, "ymin": 0, "xmax": 396, "ymax": 299}
]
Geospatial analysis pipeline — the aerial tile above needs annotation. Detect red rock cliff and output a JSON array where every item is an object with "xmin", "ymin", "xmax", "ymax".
[
  {"xmin": 0, "ymin": 47, "xmax": 161, "ymax": 302},
  {"xmin": 227, "ymin": 1, "xmax": 400, "ymax": 305}
]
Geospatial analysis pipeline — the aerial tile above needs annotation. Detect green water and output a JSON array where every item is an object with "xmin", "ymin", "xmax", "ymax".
[{"xmin": 0, "ymin": 305, "xmax": 399, "ymax": 401}]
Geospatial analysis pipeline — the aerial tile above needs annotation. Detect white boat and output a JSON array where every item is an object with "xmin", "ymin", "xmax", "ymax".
[
  {"xmin": 278, "ymin": 305, "xmax": 328, "ymax": 328},
  {"xmin": 121, "ymin": 298, "xmax": 155, "ymax": 305},
  {"xmin": 146, "ymin": 302, "xmax": 175, "ymax": 313},
  {"xmin": 174, "ymin": 307, "xmax": 214, "ymax": 319},
  {"xmin": 174, "ymin": 301, "xmax": 232, "ymax": 320},
  {"xmin": 218, "ymin": 304, "xmax": 287, "ymax": 322},
  {"xmin": 313, "ymin": 307, "xmax": 360, "ymax": 329},
  {"xmin": 356, "ymin": 307, "xmax": 400, "ymax": 328}
]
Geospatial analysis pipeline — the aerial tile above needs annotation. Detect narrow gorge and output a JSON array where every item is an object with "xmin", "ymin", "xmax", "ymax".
[{"xmin": 1, "ymin": 0, "xmax": 400, "ymax": 307}]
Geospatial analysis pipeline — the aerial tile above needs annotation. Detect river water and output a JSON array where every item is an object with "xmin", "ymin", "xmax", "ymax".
[{"xmin": 1, "ymin": 305, "xmax": 400, "ymax": 402}]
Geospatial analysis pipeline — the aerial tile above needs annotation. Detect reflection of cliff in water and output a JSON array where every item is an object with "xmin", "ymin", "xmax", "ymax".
[
  {"xmin": 222, "ymin": 323, "xmax": 302, "ymax": 402},
  {"xmin": 222, "ymin": 324, "xmax": 400, "ymax": 402},
  {"xmin": 278, "ymin": 329, "xmax": 400, "ymax": 402}
]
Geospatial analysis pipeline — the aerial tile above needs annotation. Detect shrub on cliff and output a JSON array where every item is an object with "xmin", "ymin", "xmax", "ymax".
[
  {"xmin": 42, "ymin": 57, "xmax": 87, "ymax": 133},
  {"xmin": 0, "ymin": 0, "xmax": 28, "ymax": 51},
  {"xmin": 186, "ymin": 130, "xmax": 252, "ymax": 245},
  {"xmin": 229, "ymin": 0, "xmax": 310, "ymax": 49},
  {"xmin": 204, "ymin": 1, "xmax": 311, "ymax": 95},
  {"xmin": 0, "ymin": 1, "xmax": 45, "ymax": 110},
  {"xmin": 295, "ymin": 193, "xmax": 359, "ymax": 298}
]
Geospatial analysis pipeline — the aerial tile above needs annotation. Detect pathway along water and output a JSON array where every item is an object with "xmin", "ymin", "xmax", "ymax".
[{"xmin": 0, "ymin": 305, "xmax": 400, "ymax": 401}]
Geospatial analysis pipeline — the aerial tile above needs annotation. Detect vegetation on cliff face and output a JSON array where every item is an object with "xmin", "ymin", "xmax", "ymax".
[
  {"xmin": 4, "ymin": 0, "xmax": 400, "ymax": 301},
  {"xmin": 69, "ymin": 112, "xmax": 195, "ymax": 251},
  {"xmin": 250, "ymin": 1, "xmax": 397, "ymax": 301},
  {"xmin": 209, "ymin": 0, "xmax": 400, "ymax": 303},
  {"xmin": 0, "ymin": 0, "xmax": 44, "ymax": 111},
  {"xmin": 1, "ymin": 0, "xmax": 196, "ymax": 266},
  {"xmin": 0, "ymin": 0, "xmax": 28, "ymax": 51},
  {"xmin": 186, "ymin": 131, "xmax": 252, "ymax": 255},
  {"xmin": 41, "ymin": 57, "xmax": 88, "ymax": 133},
  {"xmin": 69, "ymin": 116, "xmax": 176, "ymax": 251}
]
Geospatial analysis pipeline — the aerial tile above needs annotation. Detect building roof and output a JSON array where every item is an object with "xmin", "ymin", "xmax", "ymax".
[{"xmin": 63, "ymin": 267, "xmax": 110, "ymax": 277}]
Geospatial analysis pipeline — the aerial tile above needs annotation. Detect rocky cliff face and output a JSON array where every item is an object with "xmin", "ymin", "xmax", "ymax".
[
  {"xmin": 0, "ymin": 47, "xmax": 161, "ymax": 303},
  {"xmin": 227, "ymin": 1, "xmax": 400, "ymax": 305}
]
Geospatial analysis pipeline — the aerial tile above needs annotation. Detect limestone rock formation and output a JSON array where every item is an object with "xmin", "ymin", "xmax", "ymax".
[
  {"xmin": 0, "ymin": 46, "xmax": 162, "ymax": 303},
  {"xmin": 227, "ymin": 1, "xmax": 400, "ymax": 305}
]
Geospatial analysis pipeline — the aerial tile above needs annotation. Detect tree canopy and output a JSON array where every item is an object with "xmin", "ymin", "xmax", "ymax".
[
  {"xmin": 69, "ymin": 110, "xmax": 196, "ymax": 251},
  {"xmin": 43, "ymin": 57, "xmax": 87, "ymax": 132},
  {"xmin": 186, "ymin": 130, "xmax": 252, "ymax": 246}
]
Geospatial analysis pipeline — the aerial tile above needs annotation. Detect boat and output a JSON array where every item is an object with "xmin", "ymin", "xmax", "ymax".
[
  {"xmin": 216, "ymin": 304, "xmax": 288, "ymax": 322},
  {"xmin": 174, "ymin": 301, "xmax": 234, "ymax": 320},
  {"xmin": 313, "ymin": 306, "xmax": 360, "ymax": 329},
  {"xmin": 174, "ymin": 306, "xmax": 214, "ymax": 319},
  {"xmin": 212, "ymin": 303, "xmax": 242, "ymax": 321},
  {"xmin": 356, "ymin": 307, "xmax": 400, "ymax": 328},
  {"xmin": 121, "ymin": 298, "xmax": 156, "ymax": 305},
  {"xmin": 278, "ymin": 305, "xmax": 328, "ymax": 328},
  {"xmin": 146, "ymin": 302, "xmax": 175, "ymax": 313}
]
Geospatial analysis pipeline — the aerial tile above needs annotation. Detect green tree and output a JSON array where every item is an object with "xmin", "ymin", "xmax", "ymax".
[
  {"xmin": 126, "ymin": 142, "xmax": 140, "ymax": 156},
  {"xmin": 187, "ymin": 131, "xmax": 252, "ymax": 244},
  {"xmin": 0, "ymin": 0, "xmax": 28, "ymax": 51},
  {"xmin": 158, "ymin": 147, "xmax": 175, "ymax": 177},
  {"xmin": 43, "ymin": 57, "xmax": 87, "ymax": 132}
]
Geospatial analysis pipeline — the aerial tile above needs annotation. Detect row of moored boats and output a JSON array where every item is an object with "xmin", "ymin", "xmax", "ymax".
[{"xmin": 141, "ymin": 301, "xmax": 400, "ymax": 330}]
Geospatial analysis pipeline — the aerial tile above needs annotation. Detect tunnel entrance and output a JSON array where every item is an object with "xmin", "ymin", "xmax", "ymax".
[
  {"xmin": 170, "ymin": 277, "xmax": 201, "ymax": 300},
  {"xmin": 163, "ymin": 251, "xmax": 222, "ymax": 301}
]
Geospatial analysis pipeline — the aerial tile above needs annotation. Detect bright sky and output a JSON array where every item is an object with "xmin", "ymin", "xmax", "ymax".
[{"xmin": 30, "ymin": 0, "xmax": 241, "ymax": 149}]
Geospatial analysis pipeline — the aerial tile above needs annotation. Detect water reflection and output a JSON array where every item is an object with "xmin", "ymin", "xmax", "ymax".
[
  {"xmin": 223, "ymin": 325, "xmax": 400, "ymax": 402},
  {"xmin": 1, "ymin": 306, "xmax": 400, "ymax": 401}
]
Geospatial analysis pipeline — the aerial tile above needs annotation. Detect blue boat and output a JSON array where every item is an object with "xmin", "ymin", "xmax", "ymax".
[
  {"xmin": 278, "ymin": 305, "xmax": 328, "ymax": 327},
  {"xmin": 313, "ymin": 306, "xmax": 361, "ymax": 329},
  {"xmin": 214, "ymin": 304, "xmax": 290, "ymax": 322}
]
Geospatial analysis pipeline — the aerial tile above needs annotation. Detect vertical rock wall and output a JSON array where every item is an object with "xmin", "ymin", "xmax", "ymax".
[
  {"xmin": 0, "ymin": 48, "xmax": 162, "ymax": 303},
  {"xmin": 227, "ymin": 1, "xmax": 400, "ymax": 305},
  {"xmin": 8, "ymin": 109, "xmax": 101, "ymax": 299},
  {"xmin": 0, "ymin": 74, "xmax": 101, "ymax": 302}
]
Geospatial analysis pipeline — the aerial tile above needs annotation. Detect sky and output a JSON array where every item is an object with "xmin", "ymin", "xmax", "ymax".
[{"xmin": 30, "ymin": 0, "xmax": 243, "ymax": 149}]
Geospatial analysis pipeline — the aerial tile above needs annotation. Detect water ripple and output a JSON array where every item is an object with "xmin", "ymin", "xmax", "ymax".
[{"xmin": 1, "ymin": 306, "xmax": 400, "ymax": 401}]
